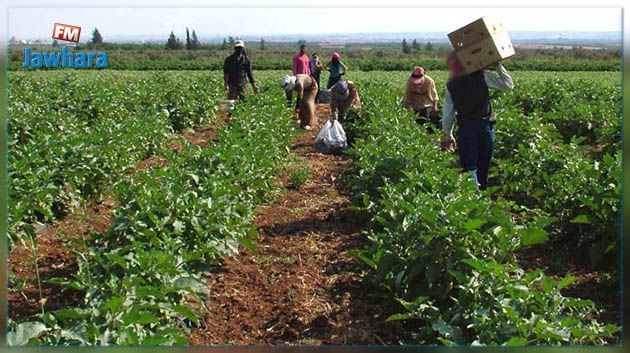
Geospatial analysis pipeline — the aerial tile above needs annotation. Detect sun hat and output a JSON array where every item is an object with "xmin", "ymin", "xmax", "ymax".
[
  {"xmin": 332, "ymin": 80, "xmax": 350, "ymax": 101},
  {"xmin": 411, "ymin": 66, "xmax": 426, "ymax": 85},
  {"xmin": 280, "ymin": 75, "xmax": 297, "ymax": 92},
  {"xmin": 234, "ymin": 40, "xmax": 245, "ymax": 48},
  {"xmin": 331, "ymin": 52, "xmax": 341, "ymax": 60}
]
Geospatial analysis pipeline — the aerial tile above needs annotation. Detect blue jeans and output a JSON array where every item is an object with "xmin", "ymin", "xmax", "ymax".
[{"xmin": 457, "ymin": 120, "xmax": 495, "ymax": 190}]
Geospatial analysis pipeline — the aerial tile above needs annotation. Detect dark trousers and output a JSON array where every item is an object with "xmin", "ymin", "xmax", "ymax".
[
  {"xmin": 457, "ymin": 120, "xmax": 495, "ymax": 190},
  {"xmin": 312, "ymin": 72, "xmax": 321, "ymax": 102},
  {"xmin": 415, "ymin": 108, "xmax": 440, "ymax": 132},
  {"xmin": 228, "ymin": 85, "xmax": 246, "ymax": 101},
  {"xmin": 327, "ymin": 75, "xmax": 341, "ymax": 89}
]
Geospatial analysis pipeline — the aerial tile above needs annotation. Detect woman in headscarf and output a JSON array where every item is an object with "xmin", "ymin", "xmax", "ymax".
[
  {"xmin": 325, "ymin": 52, "xmax": 348, "ymax": 89},
  {"xmin": 280, "ymin": 74, "xmax": 318, "ymax": 130},
  {"xmin": 403, "ymin": 66, "xmax": 439, "ymax": 126},
  {"xmin": 310, "ymin": 53, "xmax": 323, "ymax": 101},
  {"xmin": 330, "ymin": 79, "xmax": 361, "ymax": 122}
]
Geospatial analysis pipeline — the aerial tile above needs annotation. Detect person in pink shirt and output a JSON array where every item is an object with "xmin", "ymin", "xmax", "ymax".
[{"xmin": 292, "ymin": 44, "xmax": 311, "ymax": 76}]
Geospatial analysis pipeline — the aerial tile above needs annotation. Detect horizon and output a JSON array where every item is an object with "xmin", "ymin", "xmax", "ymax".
[{"xmin": 9, "ymin": 7, "xmax": 621, "ymax": 41}]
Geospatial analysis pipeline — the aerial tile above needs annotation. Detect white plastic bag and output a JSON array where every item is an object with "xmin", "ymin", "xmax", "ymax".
[{"xmin": 315, "ymin": 120, "xmax": 347, "ymax": 154}]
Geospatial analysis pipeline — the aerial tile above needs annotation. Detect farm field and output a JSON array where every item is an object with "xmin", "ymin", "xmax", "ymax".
[{"xmin": 6, "ymin": 70, "xmax": 621, "ymax": 345}]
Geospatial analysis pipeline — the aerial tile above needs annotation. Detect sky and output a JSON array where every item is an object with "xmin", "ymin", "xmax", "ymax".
[{"xmin": 7, "ymin": 7, "xmax": 622, "ymax": 40}]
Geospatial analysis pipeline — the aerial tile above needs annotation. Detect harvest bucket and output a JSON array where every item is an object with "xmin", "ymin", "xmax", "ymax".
[{"xmin": 217, "ymin": 99, "xmax": 236, "ymax": 112}]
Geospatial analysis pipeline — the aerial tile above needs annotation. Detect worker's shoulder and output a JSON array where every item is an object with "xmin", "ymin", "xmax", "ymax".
[{"xmin": 424, "ymin": 75, "xmax": 436, "ymax": 83}]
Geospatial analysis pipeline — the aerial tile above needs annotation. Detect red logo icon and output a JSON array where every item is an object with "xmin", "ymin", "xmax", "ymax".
[{"xmin": 52, "ymin": 23, "xmax": 81, "ymax": 43}]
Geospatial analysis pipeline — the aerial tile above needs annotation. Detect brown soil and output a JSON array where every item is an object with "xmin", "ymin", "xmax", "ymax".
[
  {"xmin": 189, "ymin": 105, "xmax": 408, "ymax": 345},
  {"xmin": 8, "ymin": 196, "xmax": 115, "ymax": 320},
  {"xmin": 8, "ymin": 122, "xmax": 223, "ymax": 322},
  {"xmin": 515, "ymin": 235, "xmax": 621, "ymax": 333}
]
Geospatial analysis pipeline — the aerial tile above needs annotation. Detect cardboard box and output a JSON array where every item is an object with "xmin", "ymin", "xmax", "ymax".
[{"xmin": 448, "ymin": 15, "xmax": 515, "ymax": 73}]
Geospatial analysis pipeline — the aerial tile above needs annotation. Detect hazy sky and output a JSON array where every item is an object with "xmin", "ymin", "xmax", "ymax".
[{"xmin": 8, "ymin": 7, "xmax": 621, "ymax": 40}]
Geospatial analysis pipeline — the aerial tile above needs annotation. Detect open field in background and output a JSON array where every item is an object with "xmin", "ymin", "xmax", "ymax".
[
  {"xmin": 6, "ymin": 69, "xmax": 621, "ymax": 345},
  {"xmin": 8, "ymin": 45, "xmax": 621, "ymax": 71}
]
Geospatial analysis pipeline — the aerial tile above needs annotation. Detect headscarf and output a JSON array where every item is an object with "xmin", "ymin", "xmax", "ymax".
[
  {"xmin": 332, "ymin": 80, "xmax": 350, "ymax": 101},
  {"xmin": 280, "ymin": 75, "xmax": 297, "ymax": 92}
]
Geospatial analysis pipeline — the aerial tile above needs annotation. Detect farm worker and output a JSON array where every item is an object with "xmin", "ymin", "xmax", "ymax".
[
  {"xmin": 223, "ymin": 40, "xmax": 259, "ymax": 100},
  {"xmin": 292, "ymin": 44, "xmax": 311, "ymax": 76},
  {"xmin": 441, "ymin": 51, "xmax": 514, "ymax": 191},
  {"xmin": 310, "ymin": 53, "xmax": 323, "ymax": 101},
  {"xmin": 280, "ymin": 74, "xmax": 318, "ymax": 130},
  {"xmin": 330, "ymin": 79, "xmax": 361, "ymax": 121},
  {"xmin": 404, "ymin": 66, "xmax": 440, "ymax": 126},
  {"xmin": 325, "ymin": 52, "xmax": 348, "ymax": 89}
]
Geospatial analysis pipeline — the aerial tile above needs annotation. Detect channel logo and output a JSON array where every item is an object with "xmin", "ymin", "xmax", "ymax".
[
  {"xmin": 52, "ymin": 23, "xmax": 81, "ymax": 43},
  {"xmin": 22, "ymin": 22, "xmax": 108, "ymax": 69}
]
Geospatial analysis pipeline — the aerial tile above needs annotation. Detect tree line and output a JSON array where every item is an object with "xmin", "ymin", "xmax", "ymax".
[{"xmin": 402, "ymin": 38, "xmax": 434, "ymax": 54}]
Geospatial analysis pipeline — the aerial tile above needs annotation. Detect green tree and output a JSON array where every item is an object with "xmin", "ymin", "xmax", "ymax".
[
  {"xmin": 91, "ymin": 28, "xmax": 103, "ymax": 46},
  {"xmin": 425, "ymin": 41, "xmax": 434, "ymax": 51},
  {"xmin": 191, "ymin": 30, "xmax": 201, "ymax": 49},
  {"xmin": 260, "ymin": 37, "xmax": 267, "ymax": 50},
  {"xmin": 52, "ymin": 39, "xmax": 59, "ymax": 48},
  {"xmin": 221, "ymin": 38, "xmax": 228, "ymax": 50},
  {"xmin": 412, "ymin": 39, "xmax": 420, "ymax": 50},
  {"xmin": 185, "ymin": 27, "xmax": 192, "ymax": 50},
  {"xmin": 165, "ymin": 31, "xmax": 183, "ymax": 50},
  {"xmin": 402, "ymin": 38, "xmax": 411, "ymax": 54}
]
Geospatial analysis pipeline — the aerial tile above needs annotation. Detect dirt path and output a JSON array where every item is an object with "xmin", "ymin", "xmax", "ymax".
[{"xmin": 190, "ymin": 105, "xmax": 407, "ymax": 345}]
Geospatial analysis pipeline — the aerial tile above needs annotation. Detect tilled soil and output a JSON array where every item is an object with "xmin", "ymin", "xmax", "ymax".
[
  {"xmin": 515, "ymin": 236, "xmax": 621, "ymax": 331},
  {"xmin": 8, "ymin": 196, "xmax": 114, "ymax": 320},
  {"xmin": 189, "ymin": 105, "xmax": 408, "ymax": 345}
]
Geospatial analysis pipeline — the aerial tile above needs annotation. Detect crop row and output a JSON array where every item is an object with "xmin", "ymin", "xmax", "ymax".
[
  {"xmin": 8, "ymin": 71, "xmax": 222, "ymax": 246},
  {"xmin": 9, "ymin": 58, "xmax": 620, "ymax": 72},
  {"xmin": 493, "ymin": 77, "xmax": 621, "ymax": 264},
  {"xmin": 346, "ymin": 71, "xmax": 620, "ymax": 344},
  {"xmin": 8, "ymin": 75, "xmax": 293, "ymax": 345}
]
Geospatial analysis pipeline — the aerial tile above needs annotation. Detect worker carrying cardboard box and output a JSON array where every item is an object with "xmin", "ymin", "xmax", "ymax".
[{"xmin": 441, "ymin": 51, "xmax": 514, "ymax": 191}]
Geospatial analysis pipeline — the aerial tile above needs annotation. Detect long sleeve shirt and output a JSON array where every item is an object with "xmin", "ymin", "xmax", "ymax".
[
  {"xmin": 310, "ymin": 57, "xmax": 322, "ymax": 75},
  {"xmin": 403, "ymin": 75, "xmax": 439, "ymax": 111},
  {"xmin": 442, "ymin": 63, "xmax": 514, "ymax": 137},
  {"xmin": 285, "ymin": 74, "xmax": 317, "ymax": 108},
  {"xmin": 331, "ymin": 81, "xmax": 361, "ymax": 120},
  {"xmin": 223, "ymin": 53, "xmax": 255, "ymax": 87},
  {"xmin": 292, "ymin": 54, "xmax": 311, "ymax": 75}
]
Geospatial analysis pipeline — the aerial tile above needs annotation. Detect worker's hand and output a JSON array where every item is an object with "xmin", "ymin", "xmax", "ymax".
[
  {"xmin": 440, "ymin": 135, "xmax": 456, "ymax": 152},
  {"xmin": 224, "ymin": 85, "xmax": 229, "ymax": 95},
  {"xmin": 432, "ymin": 102, "xmax": 439, "ymax": 112},
  {"xmin": 252, "ymin": 82, "xmax": 260, "ymax": 94}
]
